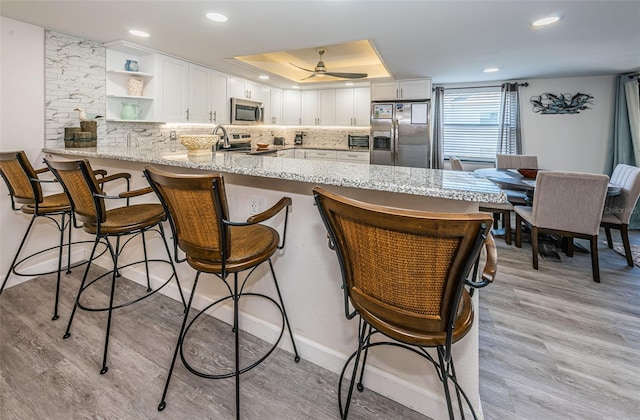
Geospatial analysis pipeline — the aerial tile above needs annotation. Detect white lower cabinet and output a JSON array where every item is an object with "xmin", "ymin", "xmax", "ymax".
[
  {"xmin": 276, "ymin": 149, "xmax": 295, "ymax": 158},
  {"xmin": 336, "ymin": 150, "xmax": 370, "ymax": 164},
  {"xmin": 303, "ymin": 150, "xmax": 337, "ymax": 161}
]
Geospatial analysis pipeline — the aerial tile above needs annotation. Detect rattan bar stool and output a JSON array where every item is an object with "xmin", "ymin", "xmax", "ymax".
[
  {"xmin": 0, "ymin": 151, "xmax": 108, "ymax": 320},
  {"xmin": 144, "ymin": 165, "xmax": 300, "ymax": 419},
  {"xmin": 45, "ymin": 158, "xmax": 185, "ymax": 375},
  {"xmin": 313, "ymin": 187, "xmax": 497, "ymax": 420}
]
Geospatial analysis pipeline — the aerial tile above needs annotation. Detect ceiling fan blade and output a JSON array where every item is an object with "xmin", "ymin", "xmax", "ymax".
[
  {"xmin": 325, "ymin": 72, "xmax": 368, "ymax": 79},
  {"xmin": 300, "ymin": 73, "xmax": 317, "ymax": 81},
  {"xmin": 289, "ymin": 62, "xmax": 314, "ymax": 73}
]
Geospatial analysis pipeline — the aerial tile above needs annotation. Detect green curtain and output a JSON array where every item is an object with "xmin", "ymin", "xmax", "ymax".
[
  {"xmin": 606, "ymin": 74, "xmax": 640, "ymax": 228},
  {"xmin": 430, "ymin": 86, "xmax": 444, "ymax": 169}
]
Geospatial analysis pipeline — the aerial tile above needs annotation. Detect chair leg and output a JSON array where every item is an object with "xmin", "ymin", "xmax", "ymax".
[
  {"xmin": 141, "ymin": 231, "xmax": 152, "ymax": 292},
  {"xmin": 492, "ymin": 212, "xmax": 500, "ymax": 229},
  {"xmin": 503, "ymin": 210, "xmax": 512, "ymax": 245},
  {"xmin": 65, "ymin": 212, "xmax": 73, "ymax": 274},
  {"xmin": 532, "ymin": 226, "xmax": 539, "ymax": 270},
  {"xmin": 158, "ymin": 223, "xmax": 186, "ymax": 310},
  {"xmin": 52, "ymin": 212, "xmax": 67, "ymax": 321},
  {"xmin": 591, "ymin": 235, "xmax": 600, "ymax": 283},
  {"xmin": 0, "ymin": 215, "xmax": 36, "ymax": 295},
  {"xmin": 100, "ymin": 239, "xmax": 120, "ymax": 375},
  {"xmin": 437, "ymin": 347, "xmax": 455, "ymax": 420},
  {"xmin": 566, "ymin": 236, "xmax": 574, "ymax": 258},
  {"xmin": 515, "ymin": 214, "xmax": 522, "ymax": 248},
  {"xmin": 620, "ymin": 224, "xmax": 634, "ymax": 267},
  {"xmin": 64, "ymin": 237, "xmax": 101, "ymax": 339},
  {"xmin": 233, "ymin": 272, "xmax": 241, "ymax": 420},
  {"xmin": 355, "ymin": 323, "xmax": 372, "ymax": 393},
  {"xmin": 604, "ymin": 226, "xmax": 613, "ymax": 248},
  {"xmin": 339, "ymin": 318, "xmax": 368, "ymax": 420},
  {"xmin": 158, "ymin": 272, "xmax": 200, "ymax": 411},
  {"xmin": 267, "ymin": 259, "xmax": 300, "ymax": 362}
]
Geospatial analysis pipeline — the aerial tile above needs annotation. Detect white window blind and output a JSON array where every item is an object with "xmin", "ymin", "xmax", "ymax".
[{"xmin": 442, "ymin": 87, "xmax": 501, "ymax": 161}]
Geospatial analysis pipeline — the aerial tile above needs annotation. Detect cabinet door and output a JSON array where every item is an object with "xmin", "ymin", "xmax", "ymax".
[
  {"xmin": 283, "ymin": 90, "xmax": 301, "ymax": 125},
  {"xmin": 301, "ymin": 91, "xmax": 319, "ymax": 125},
  {"xmin": 399, "ymin": 79, "xmax": 430, "ymax": 100},
  {"xmin": 270, "ymin": 88, "xmax": 282, "ymax": 125},
  {"xmin": 318, "ymin": 90, "xmax": 335, "ymax": 126},
  {"xmin": 157, "ymin": 55, "xmax": 189, "ymax": 122},
  {"xmin": 188, "ymin": 64, "xmax": 211, "ymax": 123},
  {"xmin": 371, "ymin": 81, "xmax": 399, "ymax": 101},
  {"xmin": 250, "ymin": 83, "xmax": 271, "ymax": 124},
  {"xmin": 227, "ymin": 77, "xmax": 247, "ymax": 99},
  {"xmin": 353, "ymin": 87, "xmax": 371, "ymax": 127},
  {"xmin": 210, "ymin": 71, "xmax": 227, "ymax": 124},
  {"xmin": 334, "ymin": 88, "xmax": 355, "ymax": 126}
]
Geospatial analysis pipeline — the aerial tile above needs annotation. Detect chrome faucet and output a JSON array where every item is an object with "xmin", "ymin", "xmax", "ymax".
[{"xmin": 213, "ymin": 124, "xmax": 229, "ymax": 149}]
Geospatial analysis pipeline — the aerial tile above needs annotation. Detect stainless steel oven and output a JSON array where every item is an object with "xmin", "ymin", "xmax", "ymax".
[{"xmin": 230, "ymin": 98, "xmax": 264, "ymax": 125}]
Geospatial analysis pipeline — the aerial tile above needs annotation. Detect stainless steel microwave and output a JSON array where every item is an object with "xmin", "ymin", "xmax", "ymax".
[{"xmin": 230, "ymin": 98, "xmax": 264, "ymax": 125}]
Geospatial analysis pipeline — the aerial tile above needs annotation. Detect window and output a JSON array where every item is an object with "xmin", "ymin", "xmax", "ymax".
[{"xmin": 442, "ymin": 87, "xmax": 501, "ymax": 162}]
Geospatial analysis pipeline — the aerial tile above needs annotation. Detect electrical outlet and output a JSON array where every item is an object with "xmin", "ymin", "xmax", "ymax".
[
  {"xmin": 170, "ymin": 131, "xmax": 177, "ymax": 140},
  {"xmin": 248, "ymin": 195, "xmax": 265, "ymax": 215}
]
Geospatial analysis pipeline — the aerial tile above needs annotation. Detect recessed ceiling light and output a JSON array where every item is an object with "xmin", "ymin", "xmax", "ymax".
[
  {"xmin": 129, "ymin": 30, "xmax": 149, "ymax": 38},
  {"xmin": 206, "ymin": 12, "xmax": 228, "ymax": 23},
  {"xmin": 345, "ymin": 82, "xmax": 354, "ymax": 86},
  {"xmin": 292, "ymin": 85, "xmax": 300, "ymax": 89},
  {"xmin": 531, "ymin": 15, "xmax": 561, "ymax": 27},
  {"xmin": 484, "ymin": 67, "xmax": 500, "ymax": 73},
  {"xmin": 259, "ymin": 74, "xmax": 269, "ymax": 80}
]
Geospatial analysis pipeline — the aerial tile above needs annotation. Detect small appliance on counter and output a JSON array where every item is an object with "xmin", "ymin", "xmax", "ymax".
[
  {"xmin": 294, "ymin": 132, "xmax": 304, "ymax": 145},
  {"xmin": 273, "ymin": 137, "xmax": 285, "ymax": 146},
  {"xmin": 348, "ymin": 134, "xmax": 370, "ymax": 149}
]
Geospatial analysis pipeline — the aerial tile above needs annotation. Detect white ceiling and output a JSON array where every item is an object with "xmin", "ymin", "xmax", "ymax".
[{"xmin": 1, "ymin": 1, "xmax": 639, "ymax": 89}]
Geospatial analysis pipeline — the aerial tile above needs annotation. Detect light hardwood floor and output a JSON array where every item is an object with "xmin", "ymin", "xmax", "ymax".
[{"xmin": 1, "ymin": 229, "xmax": 639, "ymax": 420}]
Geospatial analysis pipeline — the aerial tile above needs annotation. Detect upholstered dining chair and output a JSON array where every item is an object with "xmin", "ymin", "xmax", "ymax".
[
  {"xmin": 449, "ymin": 155, "xmax": 464, "ymax": 171},
  {"xmin": 449, "ymin": 154, "xmax": 513, "ymax": 245},
  {"xmin": 45, "ymin": 158, "xmax": 185, "ymax": 375},
  {"xmin": 0, "ymin": 151, "xmax": 108, "ymax": 320},
  {"xmin": 313, "ymin": 187, "xmax": 497, "ymax": 420},
  {"xmin": 495, "ymin": 154, "xmax": 539, "ymax": 205},
  {"xmin": 601, "ymin": 164, "xmax": 640, "ymax": 267},
  {"xmin": 514, "ymin": 171, "xmax": 609, "ymax": 282},
  {"xmin": 144, "ymin": 165, "xmax": 300, "ymax": 419}
]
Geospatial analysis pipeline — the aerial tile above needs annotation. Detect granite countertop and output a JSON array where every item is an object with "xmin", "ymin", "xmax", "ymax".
[{"xmin": 42, "ymin": 145, "xmax": 508, "ymax": 204}]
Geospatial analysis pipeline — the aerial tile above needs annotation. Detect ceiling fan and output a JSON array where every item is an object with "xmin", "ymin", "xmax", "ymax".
[{"xmin": 290, "ymin": 48, "xmax": 368, "ymax": 80}]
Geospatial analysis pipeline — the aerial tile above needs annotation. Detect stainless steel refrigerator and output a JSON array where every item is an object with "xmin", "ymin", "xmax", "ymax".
[{"xmin": 370, "ymin": 101, "xmax": 430, "ymax": 167}]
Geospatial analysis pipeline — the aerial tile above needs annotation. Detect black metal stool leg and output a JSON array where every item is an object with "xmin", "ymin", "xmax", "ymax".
[
  {"xmin": 234, "ymin": 272, "xmax": 241, "ymax": 420},
  {"xmin": 141, "ymin": 231, "xmax": 151, "ymax": 292},
  {"xmin": 355, "ymin": 323, "xmax": 372, "ymax": 392},
  {"xmin": 340, "ymin": 318, "xmax": 367, "ymax": 420},
  {"xmin": 449, "ymin": 356, "xmax": 466, "ymax": 419},
  {"xmin": 158, "ymin": 273, "xmax": 200, "ymax": 411},
  {"xmin": 64, "ymin": 237, "xmax": 100, "ymax": 339},
  {"xmin": 65, "ymin": 212, "xmax": 73, "ymax": 274},
  {"xmin": 267, "ymin": 259, "xmax": 300, "ymax": 362},
  {"xmin": 158, "ymin": 223, "xmax": 186, "ymax": 310},
  {"xmin": 0, "ymin": 215, "xmax": 36, "ymax": 295},
  {"xmin": 100, "ymin": 239, "xmax": 119, "ymax": 375},
  {"xmin": 52, "ymin": 212, "xmax": 66, "ymax": 320},
  {"xmin": 437, "ymin": 347, "xmax": 455, "ymax": 420}
]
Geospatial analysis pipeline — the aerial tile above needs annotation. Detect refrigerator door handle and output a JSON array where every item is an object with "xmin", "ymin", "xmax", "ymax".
[{"xmin": 393, "ymin": 119, "xmax": 399, "ymax": 165}]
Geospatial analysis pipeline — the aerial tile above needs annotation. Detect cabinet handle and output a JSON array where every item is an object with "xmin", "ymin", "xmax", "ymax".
[
  {"xmin": 353, "ymin": 117, "xmax": 356, "ymax": 126},
  {"xmin": 186, "ymin": 108, "xmax": 190, "ymax": 121},
  {"xmin": 209, "ymin": 111, "xmax": 213, "ymax": 122},
  {"xmin": 400, "ymin": 88, "xmax": 403, "ymax": 98},
  {"xmin": 299, "ymin": 118, "xmax": 301, "ymax": 125},
  {"xmin": 396, "ymin": 88, "xmax": 399, "ymax": 98},
  {"xmin": 213, "ymin": 111, "xmax": 217, "ymax": 122}
]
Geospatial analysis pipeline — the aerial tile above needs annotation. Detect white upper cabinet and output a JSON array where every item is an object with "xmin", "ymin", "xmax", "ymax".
[
  {"xmin": 228, "ymin": 77, "xmax": 265, "ymax": 102},
  {"xmin": 156, "ymin": 54, "xmax": 189, "ymax": 122},
  {"xmin": 282, "ymin": 90, "xmax": 302, "ymax": 125},
  {"xmin": 302, "ymin": 90, "xmax": 335, "ymax": 126},
  {"xmin": 335, "ymin": 87, "xmax": 370, "ymax": 126},
  {"xmin": 209, "ymin": 71, "xmax": 228, "ymax": 124},
  {"xmin": 269, "ymin": 88, "xmax": 282, "ymax": 125},
  {"xmin": 371, "ymin": 79, "xmax": 431, "ymax": 101},
  {"xmin": 105, "ymin": 42, "xmax": 157, "ymax": 122},
  {"xmin": 188, "ymin": 63, "xmax": 212, "ymax": 123}
]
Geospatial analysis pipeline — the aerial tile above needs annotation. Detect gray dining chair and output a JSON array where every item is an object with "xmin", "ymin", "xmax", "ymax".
[
  {"xmin": 450, "ymin": 156, "xmax": 513, "ymax": 244},
  {"xmin": 514, "ymin": 171, "xmax": 609, "ymax": 282},
  {"xmin": 495, "ymin": 154, "xmax": 539, "ymax": 205},
  {"xmin": 601, "ymin": 164, "xmax": 640, "ymax": 267},
  {"xmin": 449, "ymin": 156, "xmax": 464, "ymax": 171}
]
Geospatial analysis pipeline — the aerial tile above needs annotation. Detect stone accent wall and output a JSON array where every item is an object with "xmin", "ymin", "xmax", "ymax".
[
  {"xmin": 44, "ymin": 30, "xmax": 370, "ymax": 150},
  {"xmin": 45, "ymin": 30, "xmax": 105, "ymax": 146}
]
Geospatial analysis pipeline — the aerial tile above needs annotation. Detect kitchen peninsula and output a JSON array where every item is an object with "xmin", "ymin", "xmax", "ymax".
[{"xmin": 43, "ymin": 144, "xmax": 506, "ymax": 419}]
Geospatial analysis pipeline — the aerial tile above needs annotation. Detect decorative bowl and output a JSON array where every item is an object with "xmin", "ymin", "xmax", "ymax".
[
  {"xmin": 256, "ymin": 142, "xmax": 269, "ymax": 150},
  {"xmin": 179, "ymin": 134, "xmax": 219, "ymax": 155},
  {"xmin": 517, "ymin": 168, "xmax": 539, "ymax": 179}
]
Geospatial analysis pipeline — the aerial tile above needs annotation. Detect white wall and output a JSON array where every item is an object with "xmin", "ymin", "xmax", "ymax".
[
  {"xmin": 0, "ymin": 17, "xmax": 46, "ymax": 288},
  {"xmin": 520, "ymin": 75, "xmax": 616, "ymax": 174}
]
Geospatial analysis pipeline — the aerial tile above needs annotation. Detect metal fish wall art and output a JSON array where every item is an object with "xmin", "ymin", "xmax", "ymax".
[{"xmin": 530, "ymin": 92, "xmax": 594, "ymax": 114}]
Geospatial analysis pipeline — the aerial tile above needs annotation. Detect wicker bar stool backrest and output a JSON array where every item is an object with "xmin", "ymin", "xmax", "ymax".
[
  {"xmin": 144, "ymin": 166, "xmax": 231, "ymax": 261},
  {"xmin": 46, "ymin": 159, "xmax": 106, "ymax": 224},
  {"xmin": 0, "ymin": 151, "xmax": 43, "ymax": 204},
  {"xmin": 313, "ymin": 187, "xmax": 492, "ymax": 336}
]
